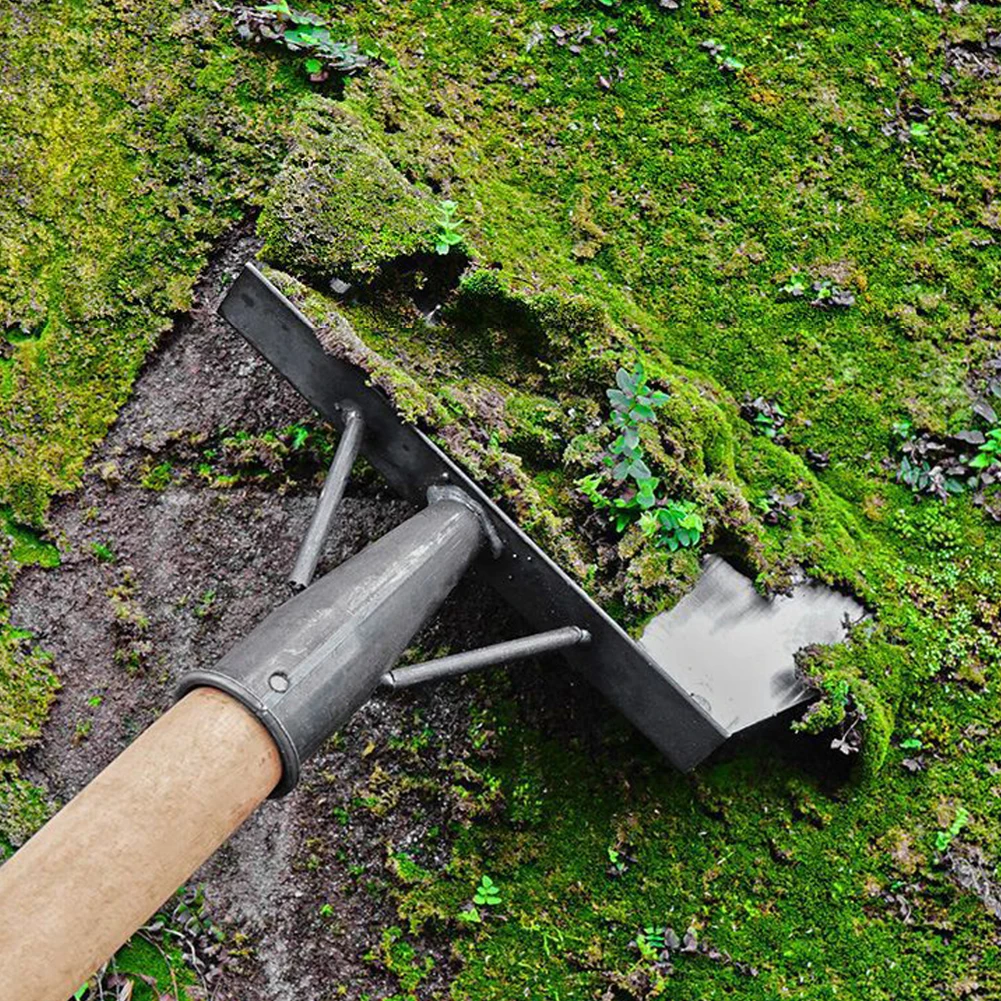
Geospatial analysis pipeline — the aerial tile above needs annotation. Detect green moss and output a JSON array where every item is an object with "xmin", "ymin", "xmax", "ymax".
[
  {"xmin": 0, "ymin": 628, "xmax": 59, "ymax": 755},
  {"xmin": 0, "ymin": 761, "xmax": 52, "ymax": 860},
  {"xmin": 258, "ymin": 98, "xmax": 441, "ymax": 281},
  {"xmin": 112, "ymin": 934, "xmax": 198, "ymax": 1001},
  {"xmin": 0, "ymin": 0, "xmax": 306, "ymax": 527},
  {"xmin": 6, "ymin": 0, "xmax": 1001, "ymax": 997},
  {"xmin": 1, "ymin": 509, "xmax": 60, "ymax": 569}
]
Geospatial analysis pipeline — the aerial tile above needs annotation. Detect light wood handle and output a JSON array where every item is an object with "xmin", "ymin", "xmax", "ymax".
[{"xmin": 0, "ymin": 687, "xmax": 282, "ymax": 1001}]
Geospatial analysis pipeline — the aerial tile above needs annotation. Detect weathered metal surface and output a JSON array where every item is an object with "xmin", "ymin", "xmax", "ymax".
[
  {"xmin": 641, "ymin": 557, "xmax": 864, "ymax": 734},
  {"xmin": 289, "ymin": 406, "xmax": 365, "ymax": 590},
  {"xmin": 178, "ymin": 496, "xmax": 485, "ymax": 796}
]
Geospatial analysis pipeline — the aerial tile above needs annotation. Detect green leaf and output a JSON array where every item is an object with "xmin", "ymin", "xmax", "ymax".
[
  {"xmin": 304, "ymin": 56, "xmax": 324, "ymax": 74},
  {"xmin": 616, "ymin": 367, "xmax": 635, "ymax": 395},
  {"xmin": 627, "ymin": 458, "xmax": 651, "ymax": 480}
]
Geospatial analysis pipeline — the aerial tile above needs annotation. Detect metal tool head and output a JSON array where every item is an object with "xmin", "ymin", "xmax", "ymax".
[
  {"xmin": 640, "ymin": 557, "xmax": 863, "ymax": 736},
  {"xmin": 219, "ymin": 263, "xmax": 857, "ymax": 770}
]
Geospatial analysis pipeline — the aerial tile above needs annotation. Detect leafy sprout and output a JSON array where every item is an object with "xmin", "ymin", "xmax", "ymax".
[
  {"xmin": 577, "ymin": 363, "xmax": 703, "ymax": 551},
  {"xmin": 435, "ymin": 200, "xmax": 464, "ymax": 255},
  {"xmin": 235, "ymin": 2, "xmax": 370, "ymax": 82},
  {"xmin": 473, "ymin": 874, "xmax": 501, "ymax": 906},
  {"xmin": 970, "ymin": 428, "xmax": 1001, "ymax": 470},
  {"xmin": 934, "ymin": 807, "xmax": 969, "ymax": 854}
]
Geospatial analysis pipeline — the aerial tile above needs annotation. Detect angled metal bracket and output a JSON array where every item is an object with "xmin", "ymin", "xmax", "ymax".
[{"xmin": 382, "ymin": 625, "xmax": 591, "ymax": 689}]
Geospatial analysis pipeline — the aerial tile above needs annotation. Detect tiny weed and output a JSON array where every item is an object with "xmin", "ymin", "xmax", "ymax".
[
  {"xmin": 288, "ymin": 423, "xmax": 310, "ymax": 450},
  {"xmin": 970, "ymin": 428, "xmax": 1001, "ymax": 470},
  {"xmin": 741, "ymin": 396, "xmax": 787, "ymax": 439},
  {"xmin": 606, "ymin": 845, "xmax": 635, "ymax": 877},
  {"xmin": 91, "ymin": 542, "xmax": 115, "ymax": 563},
  {"xmin": 140, "ymin": 461, "xmax": 173, "ymax": 491},
  {"xmin": 194, "ymin": 589, "xmax": 217, "ymax": 619},
  {"xmin": 934, "ymin": 807, "xmax": 969, "ymax": 853},
  {"xmin": 236, "ymin": 1, "xmax": 369, "ymax": 81},
  {"xmin": 473, "ymin": 874, "xmax": 501, "ymax": 906},
  {"xmin": 780, "ymin": 274, "xmax": 855, "ymax": 308},
  {"xmin": 700, "ymin": 39, "xmax": 744, "ymax": 73},
  {"xmin": 638, "ymin": 499, "xmax": 704, "ymax": 551},
  {"xmin": 578, "ymin": 363, "xmax": 702, "ymax": 551},
  {"xmin": 435, "ymin": 200, "xmax": 464, "ymax": 255}
]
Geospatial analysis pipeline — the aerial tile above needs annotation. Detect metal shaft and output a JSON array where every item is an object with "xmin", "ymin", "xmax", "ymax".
[
  {"xmin": 178, "ymin": 494, "xmax": 487, "ymax": 794},
  {"xmin": 382, "ymin": 625, "xmax": 591, "ymax": 689},
  {"xmin": 290, "ymin": 407, "xmax": 365, "ymax": 589}
]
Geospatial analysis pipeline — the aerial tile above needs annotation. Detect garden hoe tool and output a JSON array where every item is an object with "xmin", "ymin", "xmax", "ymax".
[{"xmin": 0, "ymin": 264, "xmax": 858, "ymax": 1000}]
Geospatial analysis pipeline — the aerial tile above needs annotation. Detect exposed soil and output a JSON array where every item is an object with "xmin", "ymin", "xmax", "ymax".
[{"xmin": 8, "ymin": 231, "xmax": 571, "ymax": 999}]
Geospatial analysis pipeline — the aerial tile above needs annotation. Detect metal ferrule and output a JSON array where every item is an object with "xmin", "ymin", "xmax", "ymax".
[{"xmin": 176, "ymin": 494, "xmax": 486, "ymax": 796}]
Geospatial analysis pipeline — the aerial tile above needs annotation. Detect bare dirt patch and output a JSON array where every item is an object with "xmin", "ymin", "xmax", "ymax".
[{"xmin": 9, "ymin": 230, "xmax": 550, "ymax": 999}]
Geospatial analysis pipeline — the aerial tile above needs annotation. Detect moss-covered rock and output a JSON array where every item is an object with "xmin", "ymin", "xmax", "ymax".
[{"xmin": 259, "ymin": 99, "xmax": 440, "ymax": 282}]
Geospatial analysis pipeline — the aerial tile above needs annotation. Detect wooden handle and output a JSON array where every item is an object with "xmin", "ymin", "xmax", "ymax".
[{"xmin": 0, "ymin": 687, "xmax": 282, "ymax": 1001}]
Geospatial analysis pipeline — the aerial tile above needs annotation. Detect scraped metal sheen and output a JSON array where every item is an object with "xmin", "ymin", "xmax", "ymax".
[{"xmin": 641, "ymin": 557, "xmax": 864, "ymax": 734}]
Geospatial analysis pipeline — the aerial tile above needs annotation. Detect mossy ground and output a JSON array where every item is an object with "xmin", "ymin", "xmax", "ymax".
[{"xmin": 3, "ymin": 0, "xmax": 1001, "ymax": 997}]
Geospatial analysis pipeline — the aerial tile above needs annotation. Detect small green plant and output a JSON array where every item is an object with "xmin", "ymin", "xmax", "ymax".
[
  {"xmin": 235, "ymin": 1, "xmax": 370, "ymax": 81},
  {"xmin": 319, "ymin": 903, "xmax": 335, "ymax": 917},
  {"xmin": 288, "ymin": 422, "xmax": 310, "ymax": 450},
  {"xmin": 434, "ymin": 200, "xmax": 464, "ymax": 255},
  {"xmin": 577, "ymin": 363, "xmax": 703, "ymax": 551},
  {"xmin": 606, "ymin": 845, "xmax": 635, "ymax": 877},
  {"xmin": 779, "ymin": 275, "xmax": 854, "ymax": 309},
  {"xmin": 970, "ymin": 428, "xmax": 1001, "ymax": 470},
  {"xmin": 91, "ymin": 542, "xmax": 115, "ymax": 563},
  {"xmin": 934, "ymin": 807, "xmax": 969, "ymax": 853},
  {"xmin": 741, "ymin": 396, "xmax": 787, "ymax": 438},
  {"xmin": 700, "ymin": 39, "xmax": 744, "ymax": 73},
  {"xmin": 140, "ymin": 461, "xmax": 173, "ymax": 491},
  {"xmin": 909, "ymin": 121, "xmax": 931, "ymax": 143},
  {"xmin": 900, "ymin": 737, "xmax": 923, "ymax": 751},
  {"xmin": 638, "ymin": 499, "xmax": 704, "ymax": 551},
  {"xmin": 473, "ymin": 874, "xmax": 501, "ymax": 906},
  {"xmin": 456, "ymin": 907, "xmax": 482, "ymax": 924},
  {"xmin": 636, "ymin": 925, "xmax": 676, "ymax": 961},
  {"xmin": 86, "ymin": 694, "xmax": 103, "ymax": 708},
  {"xmin": 606, "ymin": 363, "xmax": 669, "ymax": 480},
  {"xmin": 194, "ymin": 589, "xmax": 217, "ymax": 619}
]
